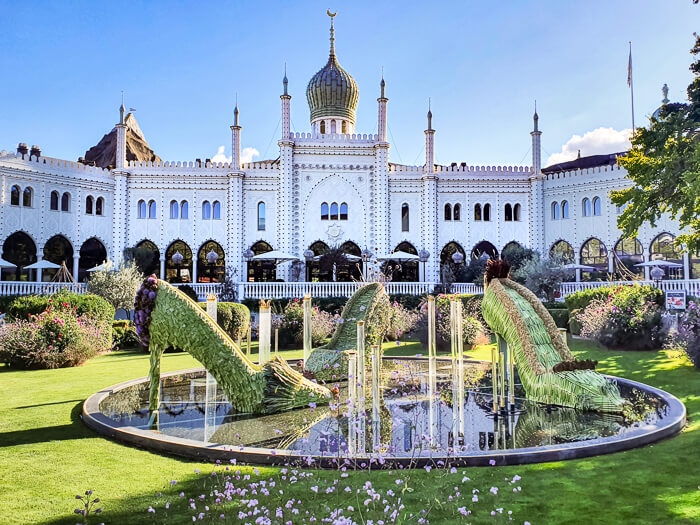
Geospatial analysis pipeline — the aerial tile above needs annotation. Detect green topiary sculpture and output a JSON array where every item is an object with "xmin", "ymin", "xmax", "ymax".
[{"xmin": 135, "ymin": 277, "xmax": 330, "ymax": 414}]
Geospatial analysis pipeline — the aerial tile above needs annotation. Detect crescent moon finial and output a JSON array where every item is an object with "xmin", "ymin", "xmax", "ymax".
[{"xmin": 327, "ymin": 9, "xmax": 337, "ymax": 17}]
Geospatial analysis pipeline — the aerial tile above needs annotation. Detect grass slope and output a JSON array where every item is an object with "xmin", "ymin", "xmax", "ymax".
[{"xmin": 0, "ymin": 341, "xmax": 698, "ymax": 524}]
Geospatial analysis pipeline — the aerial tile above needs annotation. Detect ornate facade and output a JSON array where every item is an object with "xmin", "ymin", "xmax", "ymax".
[{"xmin": 1, "ymin": 16, "xmax": 696, "ymax": 285}]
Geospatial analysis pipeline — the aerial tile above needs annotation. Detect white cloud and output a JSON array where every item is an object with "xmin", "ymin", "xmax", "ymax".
[
  {"xmin": 546, "ymin": 127, "xmax": 631, "ymax": 166},
  {"xmin": 210, "ymin": 145, "xmax": 260, "ymax": 164}
]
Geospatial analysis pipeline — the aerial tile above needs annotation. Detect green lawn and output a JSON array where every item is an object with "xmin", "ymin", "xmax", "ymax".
[{"xmin": 0, "ymin": 340, "xmax": 698, "ymax": 524}]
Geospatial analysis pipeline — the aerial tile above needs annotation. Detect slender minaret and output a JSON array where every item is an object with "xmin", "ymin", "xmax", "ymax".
[
  {"xmin": 231, "ymin": 103, "xmax": 241, "ymax": 170},
  {"xmin": 281, "ymin": 67, "xmax": 291, "ymax": 139},
  {"xmin": 424, "ymin": 101, "xmax": 435, "ymax": 173},
  {"xmin": 115, "ymin": 98, "xmax": 127, "ymax": 170},
  {"xmin": 377, "ymin": 74, "xmax": 388, "ymax": 141},
  {"xmin": 531, "ymin": 103, "xmax": 541, "ymax": 175}
]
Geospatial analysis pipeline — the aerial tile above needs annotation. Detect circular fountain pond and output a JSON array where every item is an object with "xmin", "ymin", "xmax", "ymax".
[{"xmin": 83, "ymin": 357, "xmax": 685, "ymax": 467}]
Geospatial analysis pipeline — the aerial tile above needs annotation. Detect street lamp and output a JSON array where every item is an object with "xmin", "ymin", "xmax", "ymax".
[
  {"xmin": 171, "ymin": 250, "xmax": 184, "ymax": 281},
  {"xmin": 650, "ymin": 265, "xmax": 665, "ymax": 287},
  {"xmin": 303, "ymin": 249, "xmax": 314, "ymax": 281},
  {"xmin": 206, "ymin": 249, "xmax": 219, "ymax": 282},
  {"xmin": 419, "ymin": 249, "xmax": 430, "ymax": 282}
]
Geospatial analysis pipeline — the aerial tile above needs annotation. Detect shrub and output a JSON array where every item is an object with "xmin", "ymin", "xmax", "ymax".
[
  {"xmin": 273, "ymin": 298, "xmax": 335, "ymax": 347},
  {"xmin": 6, "ymin": 291, "xmax": 115, "ymax": 326},
  {"xmin": 198, "ymin": 302, "xmax": 251, "ymax": 342},
  {"xmin": 576, "ymin": 285, "xmax": 666, "ymax": 350},
  {"xmin": 87, "ymin": 261, "xmax": 143, "ymax": 311},
  {"xmin": 547, "ymin": 308, "xmax": 570, "ymax": 328},
  {"xmin": 388, "ymin": 294, "xmax": 424, "ymax": 311},
  {"xmin": 564, "ymin": 284, "xmax": 663, "ymax": 312},
  {"xmin": 512, "ymin": 255, "xmax": 569, "ymax": 302},
  {"xmin": 243, "ymin": 296, "xmax": 348, "ymax": 316},
  {"xmin": 0, "ymin": 302, "xmax": 111, "ymax": 368},
  {"xmin": 385, "ymin": 300, "xmax": 420, "ymax": 341},
  {"xmin": 674, "ymin": 300, "xmax": 700, "ymax": 368},
  {"xmin": 417, "ymin": 294, "xmax": 485, "ymax": 351},
  {"xmin": 112, "ymin": 320, "xmax": 140, "ymax": 349}
]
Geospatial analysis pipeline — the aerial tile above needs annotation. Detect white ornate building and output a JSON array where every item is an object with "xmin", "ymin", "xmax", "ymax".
[{"xmin": 1, "ymin": 16, "xmax": 697, "ymax": 293}]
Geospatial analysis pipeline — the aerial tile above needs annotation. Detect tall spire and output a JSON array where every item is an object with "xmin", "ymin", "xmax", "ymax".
[
  {"xmin": 283, "ymin": 63, "xmax": 288, "ymax": 96},
  {"xmin": 327, "ymin": 9, "xmax": 337, "ymax": 57},
  {"xmin": 234, "ymin": 94, "xmax": 239, "ymax": 127},
  {"xmin": 380, "ymin": 67, "xmax": 386, "ymax": 98},
  {"xmin": 427, "ymin": 98, "xmax": 433, "ymax": 130},
  {"xmin": 119, "ymin": 90, "xmax": 125, "ymax": 124},
  {"xmin": 533, "ymin": 100, "xmax": 539, "ymax": 132}
]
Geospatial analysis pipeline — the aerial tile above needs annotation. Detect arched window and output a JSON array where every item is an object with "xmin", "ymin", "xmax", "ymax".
[
  {"xmin": 474, "ymin": 203, "xmax": 482, "ymax": 221},
  {"xmin": 342, "ymin": 121, "xmax": 347, "ymax": 134},
  {"xmin": 484, "ymin": 203, "xmax": 491, "ymax": 221},
  {"xmin": 138, "ymin": 200, "xmax": 147, "ymax": 219},
  {"xmin": 593, "ymin": 196, "xmax": 602, "ymax": 216},
  {"xmin": 321, "ymin": 202, "xmax": 329, "ymax": 220},
  {"xmin": 85, "ymin": 196, "xmax": 94, "ymax": 215},
  {"xmin": 582, "ymin": 198, "xmax": 591, "ymax": 217},
  {"xmin": 247, "ymin": 240, "xmax": 275, "ymax": 281},
  {"xmin": 320, "ymin": 121, "xmax": 326, "ymax": 134},
  {"xmin": 10, "ymin": 185, "xmax": 20, "ymax": 206},
  {"xmin": 95, "ymin": 197, "xmax": 104, "ymax": 216},
  {"xmin": 551, "ymin": 202, "xmax": 560, "ymax": 220},
  {"xmin": 180, "ymin": 200, "xmax": 189, "ymax": 219},
  {"xmin": 391, "ymin": 242, "xmax": 419, "ymax": 282},
  {"xmin": 148, "ymin": 200, "xmax": 157, "ymax": 219},
  {"xmin": 61, "ymin": 192, "xmax": 70, "ymax": 212},
  {"xmin": 550, "ymin": 240, "xmax": 574, "ymax": 264},
  {"xmin": 197, "ymin": 240, "xmax": 225, "ymax": 283},
  {"xmin": 1, "ymin": 231, "xmax": 37, "ymax": 281},
  {"xmin": 339, "ymin": 202, "xmax": 348, "ymax": 220},
  {"xmin": 444, "ymin": 203, "xmax": 452, "ymax": 221},
  {"xmin": 133, "ymin": 240, "xmax": 160, "ymax": 277},
  {"xmin": 78, "ymin": 237, "xmax": 107, "ymax": 282},
  {"xmin": 330, "ymin": 202, "xmax": 339, "ymax": 220},
  {"xmin": 561, "ymin": 200, "xmax": 569, "ymax": 219},
  {"xmin": 257, "ymin": 202, "xmax": 266, "ymax": 230},
  {"xmin": 471, "ymin": 240, "xmax": 499, "ymax": 261},
  {"xmin": 43, "ymin": 235, "xmax": 74, "ymax": 281},
  {"xmin": 513, "ymin": 203, "xmax": 521, "ymax": 221},
  {"xmin": 165, "ymin": 240, "xmax": 193, "ymax": 283},
  {"xmin": 401, "ymin": 203, "xmax": 409, "ymax": 232},
  {"xmin": 331, "ymin": 120, "xmax": 337, "ymax": 133},
  {"xmin": 453, "ymin": 203, "xmax": 461, "ymax": 221},
  {"xmin": 50, "ymin": 191, "xmax": 59, "ymax": 210},
  {"xmin": 580, "ymin": 238, "xmax": 609, "ymax": 279},
  {"xmin": 23, "ymin": 187, "xmax": 33, "ymax": 207},
  {"xmin": 614, "ymin": 238, "xmax": 644, "ymax": 278},
  {"xmin": 212, "ymin": 201, "xmax": 221, "ymax": 219},
  {"xmin": 651, "ymin": 233, "xmax": 684, "ymax": 279},
  {"xmin": 504, "ymin": 203, "xmax": 513, "ymax": 222},
  {"xmin": 202, "ymin": 201, "xmax": 211, "ymax": 220},
  {"xmin": 170, "ymin": 200, "xmax": 179, "ymax": 219}
]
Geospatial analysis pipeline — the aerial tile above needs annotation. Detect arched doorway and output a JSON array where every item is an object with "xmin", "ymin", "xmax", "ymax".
[
  {"xmin": 440, "ymin": 241, "xmax": 466, "ymax": 282},
  {"xmin": 78, "ymin": 238, "xmax": 107, "ymax": 282},
  {"xmin": 389, "ymin": 242, "xmax": 419, "ymax": 282},
  {"xmin": 613, "ymin": 238, "xmax": 644, "ymax": 278},
  {"xmin": 470, "ymin": 241, "xmax": 498, "ymax": 261},
  {"xmin": 2, "ymin": 232, "xmax": 37, "ymax": 281},
  {"xmin": 338, "ymin": 241, "xmax": 362, "ymax": 281},
  {"xmin": 165, "ymin": 240, "xmax": 193, "ymax": 283},
  {"xmin": 197, "ymin": 240, "xmax": 226, "ymax": 283},
  {"xmin": 43, "ymin": 235, "xmax": 74, "ymax": 281},
  {"xmin": 247, "ymin": 241, "xmax": 276, "ymax": 282},
  {"xmin": 306, "ymin": 241, "xmax": 330, "ymax": 281},
  {"xmin": 650, "ymin": 233, "xmax": 683, "ymax": 279},
  {"xmin": 580, "ymin": 238, "xmax": 608, "ymax": 280},
  {"xmin": 550, "ymin": 240, "xmax": 574, "ymax": 263},
  {"xmin": 133, "ymin": 240, "xmax": 160, "ymax": 277}
]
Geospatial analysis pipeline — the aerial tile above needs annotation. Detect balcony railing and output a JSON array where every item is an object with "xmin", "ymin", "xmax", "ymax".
[{"xmin": 0, "ymin": 279, "xmax": 697, "ymax": 302}]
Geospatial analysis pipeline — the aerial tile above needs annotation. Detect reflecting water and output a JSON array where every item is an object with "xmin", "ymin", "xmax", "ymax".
[{"xmin": 99, "ymin": 359, "xmax": 669, "ymax": 458}]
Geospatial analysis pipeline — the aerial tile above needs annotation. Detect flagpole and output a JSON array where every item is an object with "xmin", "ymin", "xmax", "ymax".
[{"xmin": 628, "ymin": 41, "xmax": 635, "ymax": 131}]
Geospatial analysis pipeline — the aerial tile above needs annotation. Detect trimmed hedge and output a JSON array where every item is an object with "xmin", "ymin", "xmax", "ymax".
[
  {"xmin": 112, "ymin": 320, "xmax": 140, "ymax": 348},
  {"xmin": 5, "ymin": 292, "xmax": 115, "ymax": 326},
  {"xmin": 564, "ymin": 284, "xmax": 664, "ymax": 312},
  {"xmin": 547, "ymin": 308, "xmax": 570, "ymax": 329},
  {"xmin": 198, "ymin": 302, "xmax": 251, "ymax": 342}
]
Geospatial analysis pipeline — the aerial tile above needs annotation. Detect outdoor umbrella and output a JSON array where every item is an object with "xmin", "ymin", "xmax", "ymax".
[
  {"xmin": 634, "ymin": 260, "xmax": 683, "ymax": 268},
  {"xmin": 560, "ymin": 263, "xmax": 596, "ymax": 271},
  {"xmin": 24, "ymin": 259, "xmax": 61, "ymax": 270},
  {"xmin": 311, "ymin": 253, "xmax": 362, "ymax": 261},
  {"xmin": 86, "ymin": 261, "xmax": 113, "ymax": 272},
  {"xmin": 250, "ymin": 251, "xmax": 300, "ymax": 264},
  {"xmin": 0, "ymin": 257, "xmax": 15, "ymax": 268},
  {"xmin": 376, "ymin": 250, "xmax": 420, "ymax": 261}
]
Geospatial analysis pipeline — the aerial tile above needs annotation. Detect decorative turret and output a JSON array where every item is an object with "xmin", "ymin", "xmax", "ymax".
[
  {"xmin": 281, "ymin": 66, "xmax": 291, "ymax": 139},
  {"xmin": 424, "ymin": 100, "xmax": 435, "ymax": 173},
  {"xmin": 377, "ymin": 73, "xmax": 388, "ymax": 142},
  {"xmin": 306, "ymin": 11, "xmax": 358, "ymax": 135},
  {"xmin": 231, "ymin": 103, "xmax": 241, "ymax": 170},
  {"xmin": 530, "ymin": 102, "xmax": 541, "ymax": 174},
  {"xmin": 116, "ymin": 97, "xmax": 127, "ymax": 169}
]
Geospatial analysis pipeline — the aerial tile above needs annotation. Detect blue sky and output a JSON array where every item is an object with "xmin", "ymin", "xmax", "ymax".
[{"xmin": 0, "ymin": 0, "xmax": 697, "ymax": 167}]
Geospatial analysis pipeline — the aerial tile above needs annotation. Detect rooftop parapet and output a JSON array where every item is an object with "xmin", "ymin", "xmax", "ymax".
[
  {"xmin": 0, "ymin": 150, "xmax": 110, "ymax": 176},
  {"xmin": 389, "ymin": 163, "xmax": 532, "ymax": 174},
  {"xmin": 544, "ymin": 164, "xmax": 624, "ymax": 180},
  {"xmin": 288, "ymin": 132, "xmax": 379, "ymax": 142}
]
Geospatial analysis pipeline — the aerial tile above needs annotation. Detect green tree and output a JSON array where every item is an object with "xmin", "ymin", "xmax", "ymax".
[
  {"xmin": 612, "ymin": 34, "xmax": 700, "ymax": 254},
  {"xmin": 87, "ymin": 260, "xmax": 143, "ymax": 312}
]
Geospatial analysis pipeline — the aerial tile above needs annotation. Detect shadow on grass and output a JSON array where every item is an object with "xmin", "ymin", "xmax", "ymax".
[
  {"xmin": 0, "ymin": 402, "xmax": 90, "ymax": 446},
  {"xmin": 15, "ymin": 399, "xmax": 84, "ymax": 409}
]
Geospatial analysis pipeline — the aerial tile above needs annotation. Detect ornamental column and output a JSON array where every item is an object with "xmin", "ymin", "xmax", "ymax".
[
  {"xmin": 422, "ymin": 107, "xmax": 438, "ymax": 283},
  {"xmin": 231, "ymin": 105, "xmax": 241, "ymax": 170},
  {"xmin": 528, "ymin": 107, "xmax": 546, "ymax": 254}
]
